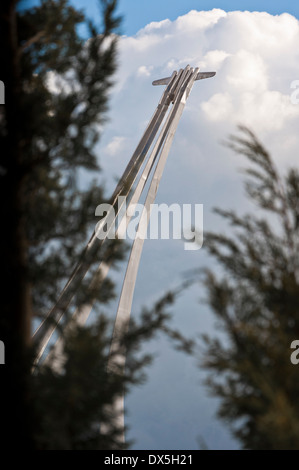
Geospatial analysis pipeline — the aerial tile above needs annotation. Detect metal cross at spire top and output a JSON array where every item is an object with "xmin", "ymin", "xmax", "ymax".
[{"xmin": 31, "ymin": 64, "xmax": 216, "ymax": 443}]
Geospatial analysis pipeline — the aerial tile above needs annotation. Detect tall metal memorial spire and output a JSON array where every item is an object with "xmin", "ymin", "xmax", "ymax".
[{"xmin": 32, "ymin": 64, "xmax": 216, "ymax": 442}]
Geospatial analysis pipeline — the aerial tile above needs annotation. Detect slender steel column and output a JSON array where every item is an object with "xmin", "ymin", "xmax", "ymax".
[
  {"xmin": 42, "ymin": 69, "xmax": 186, "ymax": 369},
  {"xmin": 104, "ymin": 67, "xmax": 202, "ymax": 444},
  {"xmin": 32, "ymin": 71, "xmax": 181, "ymax": 363},
  {"xmin": 33, "ymin": 65, "xmax": 216, "ymax": 444}
]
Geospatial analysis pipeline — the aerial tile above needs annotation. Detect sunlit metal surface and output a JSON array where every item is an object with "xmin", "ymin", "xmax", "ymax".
[{"xmin": 32, "ymin": 64, "xmax": 216, "ymax": 444}]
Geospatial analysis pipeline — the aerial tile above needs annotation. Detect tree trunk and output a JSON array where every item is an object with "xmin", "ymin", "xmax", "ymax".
[{"xmin": 0, "ymin": 0, "xmax": 33, "ymax": 449}]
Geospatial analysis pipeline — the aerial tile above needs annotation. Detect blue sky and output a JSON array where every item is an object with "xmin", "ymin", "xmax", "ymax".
[
  {"xmin": 118, "ymin": 1, "xmax": 299, "ymax": 35},
  {"xmin": 117, "ymin": 1, "xmax": 297, "ymax": 35},
  {"xmin": 23, "ymin": 0, "xmax": 299, "ymax": 36}
]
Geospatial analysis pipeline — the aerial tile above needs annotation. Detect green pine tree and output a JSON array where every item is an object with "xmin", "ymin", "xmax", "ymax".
[
  {"xmin": 0, "ymin": 0, "xmax": 125, "ymax": 449},
  {"xmin": 0, "ymin": 0, "xmax": 192, "ymax": 450},
  {"xmin": 200, "ymin": 126, "xmax": 299, "ymax": 449}
]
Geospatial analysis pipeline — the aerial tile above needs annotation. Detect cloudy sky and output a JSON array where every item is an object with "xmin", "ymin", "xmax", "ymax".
[
  {"xmin": 29, "ymin": 0, "xmax": 299, "ymax": 449},
  {"xmin": 91, "ymin": 3, "xmax": 299, "ymax": 450}
]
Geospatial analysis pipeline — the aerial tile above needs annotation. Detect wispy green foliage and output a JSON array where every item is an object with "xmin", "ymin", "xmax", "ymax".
[
  {"xmin": 200, "ymin": 126, "xmax": 299, "ymax": 449},
  {"xmin": 0, "ymin": 0, "xmax": 124, "ymax": 449},
  {"xmin": 32, "ymin": 288, "xmax": 192, "ymax": 450}
]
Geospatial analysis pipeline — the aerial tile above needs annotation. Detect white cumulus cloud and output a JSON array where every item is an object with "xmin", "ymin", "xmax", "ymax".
[
  {"xmin": 104, "ymin": 135, "xmax": 127, "ymax": 156},
  {"xmin": 101, "ymin": 8, "xmax": 299, "ymax": 184},
  {"xmin": 96, "ymin": 9, "xmax": 299, "ymax": 450}
]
